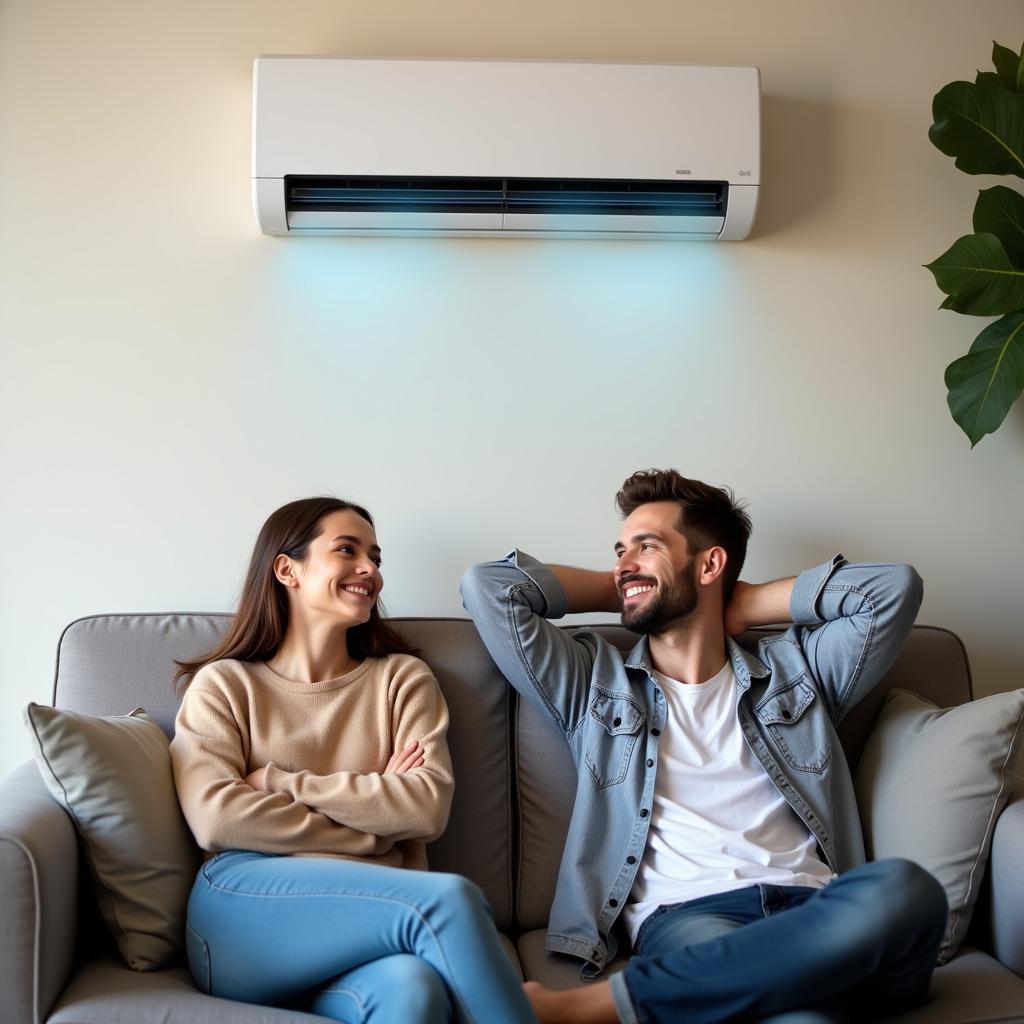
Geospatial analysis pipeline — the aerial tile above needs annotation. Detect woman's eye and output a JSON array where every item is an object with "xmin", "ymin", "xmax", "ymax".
[
  {"xmin": 372, "ymin": 558, "xmax": 383, "ymax": 568},
  {"xmin": 337, "ymin": 546, "xmax": 354, "ymax": 555}
]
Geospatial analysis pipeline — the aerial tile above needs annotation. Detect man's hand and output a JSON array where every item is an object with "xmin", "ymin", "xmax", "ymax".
[
  {"xmin": 723, "ymin": 581, "xmax": 753, "ymax": 636},
  {"xmin": 724, "ymin": 577, "xmax": 797, "ymax": 636},
  {"xmin": 244, "ymin": 765, "xmax": 268, "ymax": 790},
  {"xmin": 384, "ymin": 741, "xmax": 424, "ymax": 774}
]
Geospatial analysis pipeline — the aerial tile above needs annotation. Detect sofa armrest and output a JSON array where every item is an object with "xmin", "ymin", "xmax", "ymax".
[
  {"xmin": 0, "ymin": 760, "xmax": 79, "ymax": 1024},
  {"xmin": 990, "ymin": 789, "xmax": 1024, "ymax": 977}
]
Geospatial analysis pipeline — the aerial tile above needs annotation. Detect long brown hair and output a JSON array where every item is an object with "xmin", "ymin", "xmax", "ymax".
[{"xmin": 174, "ymin": 497, "xmax": 414, "ymax": 691}]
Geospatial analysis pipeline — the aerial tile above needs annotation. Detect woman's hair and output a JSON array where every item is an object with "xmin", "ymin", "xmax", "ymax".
[{"xmin": 174, "ymin": 497, "xmax": 414, "ymax": 691}]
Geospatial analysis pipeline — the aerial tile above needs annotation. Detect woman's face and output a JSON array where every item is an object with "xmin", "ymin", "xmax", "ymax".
[{"xmin": 285, "ymin": 509, "xmax": 383, "ymax": 626}]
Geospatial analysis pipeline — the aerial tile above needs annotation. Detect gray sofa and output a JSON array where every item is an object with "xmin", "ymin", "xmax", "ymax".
[{"xmin": 2, "ymin": 613, "xmax": 1024, "ymax": 1024}]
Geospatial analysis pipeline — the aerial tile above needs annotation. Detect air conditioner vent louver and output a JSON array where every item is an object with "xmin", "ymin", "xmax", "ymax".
[{"xmin": 286, "ymin": 176, "xmax": 727, "ymax": 217}]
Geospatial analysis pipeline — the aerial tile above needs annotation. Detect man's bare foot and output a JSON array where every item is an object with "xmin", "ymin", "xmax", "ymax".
[{"xmin": 523, "ymin": 979, "xmax": 620, "ymax": 1024}]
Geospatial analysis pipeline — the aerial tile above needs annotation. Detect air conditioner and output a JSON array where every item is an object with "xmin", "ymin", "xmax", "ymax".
[{"xmin": 252, "ymin": 57, "xmax": 760, "ymax": 240}]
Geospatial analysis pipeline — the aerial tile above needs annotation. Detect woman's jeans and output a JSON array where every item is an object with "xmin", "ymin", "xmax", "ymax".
[
  {"xmin": 185, "ymin": 851, "xmax": 536, "ymax": 1024},
  {"xmin": 610, "ymin": 859, "xmax": 948, "ymax": 1024}
]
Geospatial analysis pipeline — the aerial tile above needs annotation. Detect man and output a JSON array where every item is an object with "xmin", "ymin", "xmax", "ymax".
[{"xmin": 461, "ymin": 469, "xmax": 946, "ymax": 1024}]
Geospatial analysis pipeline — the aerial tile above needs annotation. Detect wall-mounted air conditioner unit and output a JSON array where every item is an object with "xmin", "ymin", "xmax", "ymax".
[{"xmin": 252, "ymin": 57, "xmax": 760, "ymax": 240}]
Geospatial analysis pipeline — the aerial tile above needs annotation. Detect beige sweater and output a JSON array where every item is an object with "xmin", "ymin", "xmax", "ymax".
[{"xmin": 170, "ymin": 654, "xmax": 453, "ymax": 870}]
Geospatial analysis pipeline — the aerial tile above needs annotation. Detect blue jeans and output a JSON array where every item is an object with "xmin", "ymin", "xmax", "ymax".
[
  {"xmin": 185, "ymin": 851, "xmax": 537, "ymax": 1024},
  {"xmin": 609, "ymin": 859, "xmax": 947, "ymax": 1024}
]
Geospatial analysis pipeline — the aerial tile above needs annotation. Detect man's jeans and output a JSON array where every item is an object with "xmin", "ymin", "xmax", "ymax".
[
  {"xmin": 185, "ymin": 850, "xmax": 535, "ymax": 1024},
  {"xmin": 609, "ymin": 859, "xmax": 947, "ymax": 1024}
]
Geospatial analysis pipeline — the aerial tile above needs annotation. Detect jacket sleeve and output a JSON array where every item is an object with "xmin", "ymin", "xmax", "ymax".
[
  {"xmin": 262, "ymin": 660, "xmax": 454, "ymax": 842},
  {"xmin": 461, "ymin": 550, "xmax": 596, "ymax": 737},
  {"xmin": 789, "ymin": 555, "xmax": 923, "ymax": 721},
  {"xmin": 170, "ymin": 685, "xmax": 390, "ymax": 857}
]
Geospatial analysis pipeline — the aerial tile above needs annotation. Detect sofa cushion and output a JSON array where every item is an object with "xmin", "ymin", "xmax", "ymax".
[
  {"xmin": 53, "ymin": 614, "xmax": 517, "ymax": 931},
  {"xmin": 855, "ymin": 688, "xmax": 1024, "ymax": 963},
  {"xmin": 516, "ymin": 928, "xmax": 627, "ymax": 989},
  {"xmin": 886, "ymin": 947, "xmax": 1024, "ymax": 1024},
  {"xmin": 24, "ymin": 703, "xmax": 199, "ymax": 971}
]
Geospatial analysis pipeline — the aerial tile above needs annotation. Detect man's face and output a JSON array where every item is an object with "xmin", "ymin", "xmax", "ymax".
[{"xmin": 613, "ymin": 501, "xmax": 698, "ymax": 635}]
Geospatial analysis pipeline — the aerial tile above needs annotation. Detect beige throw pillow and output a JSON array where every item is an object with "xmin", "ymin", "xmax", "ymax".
[
  {"xmin": 854, "ymin": 688, "xmax": 1024, "ymax": 963},
  {"xmin": 24, "ymin": 703, "xmax": 199, "ymax": 970}
]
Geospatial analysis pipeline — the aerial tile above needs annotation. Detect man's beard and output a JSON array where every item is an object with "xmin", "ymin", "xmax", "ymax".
[{"xmin": 620, "ymin": 558, "xmax": 698, "ymax": 636}]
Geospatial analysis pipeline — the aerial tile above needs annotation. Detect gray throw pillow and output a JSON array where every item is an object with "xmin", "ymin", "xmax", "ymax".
[
  {"xmin": 23, "ymin": 703, "xmax": 199, "ymax": 970},
  {"xmin": 854, "ymin": 687, "xmax": 1024, "ymax": 963}
]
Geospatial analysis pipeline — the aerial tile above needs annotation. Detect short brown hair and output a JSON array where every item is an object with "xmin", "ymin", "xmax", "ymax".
[{"xmin": 615, "ymin": 469, "xmax": 751, "ymax": 597}]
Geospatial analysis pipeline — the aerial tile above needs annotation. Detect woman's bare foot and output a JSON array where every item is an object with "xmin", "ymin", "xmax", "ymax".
[{"xmin": 523, "ymin": 979, "xmax": 620, "ymax": 1024}]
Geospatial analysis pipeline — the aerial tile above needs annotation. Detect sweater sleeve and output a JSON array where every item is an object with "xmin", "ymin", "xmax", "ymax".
[
  {"xmin": 262, "ymin": 658, "xmax": 454, "ymax": 842},
  {"xmin": 170, "ymin": 682, "xmax": 390, "ymax": 857}
]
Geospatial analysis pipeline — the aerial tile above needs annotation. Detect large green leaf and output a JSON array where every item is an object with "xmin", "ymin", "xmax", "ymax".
[
  {"xmin": 925, "ymin": 232, "xmax": 1024, "ymax": 314},
  {"xmin": 973, "ymin": 186, "xmax": 1024, "ymax": 265},
  {"xmin": 929, "ymin": 80, "xmax": 1024, "ymax": 177},
  {"xmin": 991, "ymin": 41, "xmax": 1024, "ymax": 93},
  {"xmin": 946, "ymin": 311, "xmax": 1024, "ymax": 445}
]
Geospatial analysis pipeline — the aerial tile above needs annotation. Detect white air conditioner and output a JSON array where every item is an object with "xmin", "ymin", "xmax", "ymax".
[{"xmin": 252, "ymin": 57, "xmax": 760, "ymax": 240}]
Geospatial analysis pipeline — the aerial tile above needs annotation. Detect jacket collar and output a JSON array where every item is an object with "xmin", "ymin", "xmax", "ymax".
[{"xmin": 625, "ymin": 634, "xmax": 770, "ymax": 690}]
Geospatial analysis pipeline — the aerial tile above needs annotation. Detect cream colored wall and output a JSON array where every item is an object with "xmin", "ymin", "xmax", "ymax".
[{"xmin": 2, "ymin": 0, "xmax": 1022, "ymax": 778}]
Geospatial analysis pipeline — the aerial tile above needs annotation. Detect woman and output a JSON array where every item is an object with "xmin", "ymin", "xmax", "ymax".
[{"xmin": 170, "ymin": 497, "xmax": 536, "ymax": 1024}]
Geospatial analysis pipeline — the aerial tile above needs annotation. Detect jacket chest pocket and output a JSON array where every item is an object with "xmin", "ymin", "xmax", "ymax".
[
  {"xmin": 584, "ymin": 691, "xmax": 646, "ymax": 790},
  {"xmin": 755, "ymin": 679, "xmax": 830, "ymax": 774}
]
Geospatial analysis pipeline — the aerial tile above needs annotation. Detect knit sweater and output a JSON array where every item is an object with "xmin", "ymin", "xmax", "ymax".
[{"xmin": 170, "ymin": 653, "xmax": 453, "ymax": 870}]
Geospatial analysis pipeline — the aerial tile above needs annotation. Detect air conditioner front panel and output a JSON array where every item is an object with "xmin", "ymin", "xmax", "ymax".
[
  {"xmin": 253, "ymin": 58, "xmax": 761, "ymax": 238},
  {"xmin": 254, "ymin": 59, "xmax": 760, "ymax": 184}
]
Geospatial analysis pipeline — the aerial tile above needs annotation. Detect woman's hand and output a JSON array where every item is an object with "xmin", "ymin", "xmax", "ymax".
[
  {"xmin": 244, "ymin": 765, "xmax": 268, "ymax": 790},
  {"xmin": 385, "ymin": 741, "xmax": 424, "ymax": 774}
]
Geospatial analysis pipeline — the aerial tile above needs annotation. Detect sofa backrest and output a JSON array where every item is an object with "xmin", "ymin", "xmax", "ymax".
[
  {"xmin": 52, "ymin": 614, "xmax": 517, "ymax": 930},
  {"xmin": 52, "ymin": 615, "xmax": 972, "ymax": 938},
  {"xmin": 512, "ymin": 624, "xmax": 973, "ymax": 930}
]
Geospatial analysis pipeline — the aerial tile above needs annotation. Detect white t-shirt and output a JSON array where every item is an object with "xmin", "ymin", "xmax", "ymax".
[{"xmin": 622, "ymin": 661, "xmax": 834, "ymax": 944}]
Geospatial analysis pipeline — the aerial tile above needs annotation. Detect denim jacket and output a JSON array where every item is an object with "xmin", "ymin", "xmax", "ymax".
[{"xmin": 460, "ymin": 551, "xmax": 923, "ymax": 977}]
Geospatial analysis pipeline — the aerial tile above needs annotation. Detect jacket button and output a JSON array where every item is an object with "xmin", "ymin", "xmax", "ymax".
[
  {"xmin": 646, "ymin": 759, "xmax": 654, "ymax": 768},
  {"xmin": 627, "ymin": 855, "xmax": 637, "ymax": 864},
  {"xmin": 609, "ymin": 898, "xmax": 619, "ymax": 908},
  {"xmin": 640, "ymin": 808, "xmax": 649, "ymax": 817},
  {"xmin": 651, "ymin": 728, "xmax": 661, "ymax": 736},
  {"xmin": 613, "ymin": 717, "xmax": 622, "ymax": 727},
  {"xmin": 781, "ymin": 709, "xmax": 792, "ymax": 720}
]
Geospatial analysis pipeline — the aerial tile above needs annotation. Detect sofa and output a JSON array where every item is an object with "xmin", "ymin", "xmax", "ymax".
[{"xmin": 2, "ymin": 612, "xmax": 1023, "ymax": 1024}]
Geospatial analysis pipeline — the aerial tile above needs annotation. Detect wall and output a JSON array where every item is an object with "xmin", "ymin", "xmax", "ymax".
[{"xmin": 2, "ymin": 0, "xmax": 1022, "ymax": 778}]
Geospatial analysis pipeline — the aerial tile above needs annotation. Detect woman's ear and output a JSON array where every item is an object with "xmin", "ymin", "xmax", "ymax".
[{"xmin": 273, "ymin": 553, "xmax": 299, "ymax": 588}]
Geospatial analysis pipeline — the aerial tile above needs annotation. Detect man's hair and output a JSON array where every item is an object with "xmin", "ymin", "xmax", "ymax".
[{"xmin": 615, "ymin": 469, "xmax": 752, "ymax": 598}]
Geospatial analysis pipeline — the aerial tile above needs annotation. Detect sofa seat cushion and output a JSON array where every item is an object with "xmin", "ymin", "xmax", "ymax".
[
  {"xmin": 516, "ymin": 928, "xmax": 628, "ymax": 989},
  {"xmin": 888, "ymin": 948, "xmax": 1024, "ymax": 1024},
  {"xmin": 47, "ymin": 958, "xmax": 331, "ymax": 1024},
  {"xmin": 50, "ymin": 934, "xmax": 523, "ymax": 1024},
  {"xmin": 515, "ymin": 935, "xmax": 1024, "ymax": 1024}
]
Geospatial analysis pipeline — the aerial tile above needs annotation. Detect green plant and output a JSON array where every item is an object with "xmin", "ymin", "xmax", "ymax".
[{"xmin": 925, "ymin": 41, "xmax": 1024, "ymax": 447}]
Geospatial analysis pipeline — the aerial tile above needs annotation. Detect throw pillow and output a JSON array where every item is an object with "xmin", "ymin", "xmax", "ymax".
[
  {"xmin": 854, "ymin": 687, "xmax": 1024, "ymax": 963},
  {"xmin": 23, "ymin": 703, "xmax": 199, "ymax": 970}
]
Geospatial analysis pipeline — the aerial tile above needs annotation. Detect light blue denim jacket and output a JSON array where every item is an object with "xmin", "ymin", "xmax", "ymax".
[{"xmin": 460, "ymin": 551, "xmax": 923, "ymax": 977}]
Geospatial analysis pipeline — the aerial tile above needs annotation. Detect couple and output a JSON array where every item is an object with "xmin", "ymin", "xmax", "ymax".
[{"xmin": 169, "ymin": 470, "xmax": 946, "ymax": 1024}]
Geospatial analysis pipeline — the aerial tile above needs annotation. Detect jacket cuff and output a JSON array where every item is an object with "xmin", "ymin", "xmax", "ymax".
[
  {"xmin": 507, "ymin": 549, "xmax": 569, "ymax": 620},
  {"xmin": 790, "ymin": 554, "xmax": 846, "ymax": 625}
]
